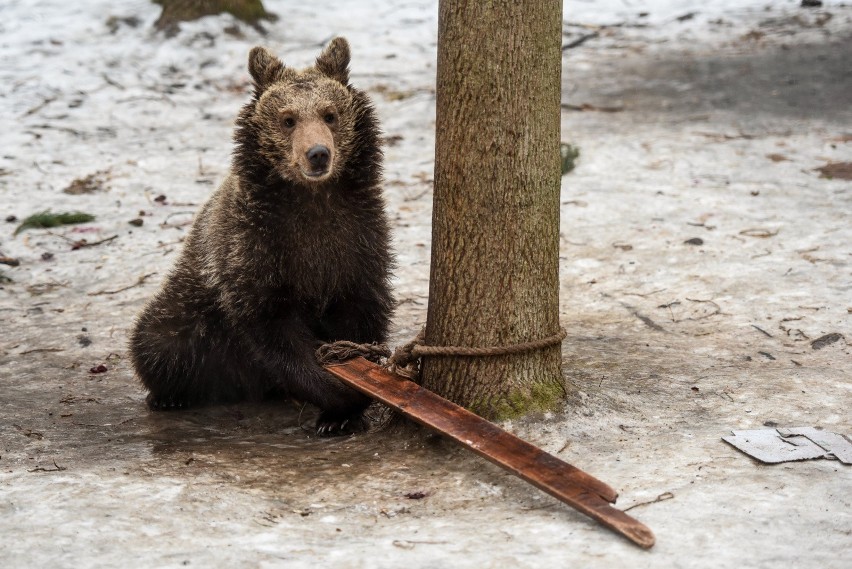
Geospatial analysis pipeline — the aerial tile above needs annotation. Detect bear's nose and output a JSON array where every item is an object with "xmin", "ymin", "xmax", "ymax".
[{"xmin": 306, "ymin": 145, "xmax": 330, "ymax": 170}]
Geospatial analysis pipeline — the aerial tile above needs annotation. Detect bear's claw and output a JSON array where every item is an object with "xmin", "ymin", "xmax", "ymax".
[
  {"xmin": 146, "ymin": 393, "xmax": 188, "ymax": 411},
  {"xmin": 315, "ymin": 412, "xmax": 367, "ymax": 437}
]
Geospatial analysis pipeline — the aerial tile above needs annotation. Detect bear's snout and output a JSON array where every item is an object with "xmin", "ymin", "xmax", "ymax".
[
  {"xmin": 306, "ymin": 145, "xmax": 330, "ymax": 171},
  {"xmin": 290, "ymin": 118, "xmax": 336, "ymax": 182}
]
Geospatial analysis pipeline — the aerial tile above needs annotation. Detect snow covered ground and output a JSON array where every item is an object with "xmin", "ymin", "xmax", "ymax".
[{"xmin": 1, "ymin": 1, "xmax": 850, "ymax": 567}]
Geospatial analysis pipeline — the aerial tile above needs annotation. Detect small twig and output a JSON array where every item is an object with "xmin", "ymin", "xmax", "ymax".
[
  {"xmin": 101, "ymin": 73, "xmax": 125, "ymax": 90},
  {"xmin": 88, "ymin": 273, "xmax": 156, "ymax": 296},
  {"xmin": 718, "ymin": 391, "xmax": 735, "ymax": 402},
  {"xmin": 740, "ymin": 228, "xmax": 779, "ymax": 238},
  {"xmin": 20, "ymin": 347, "xmax": 65, "ymax": 355},
  {"xmin": 562, "ymin": 103, "xmax": 624, "ymax": 113},
  {"xmin": 13, "ymin": 424, "xmax": 44, "ymax": 439},
  {"xmin": 29, "ymin": 123, "xmax": 83, "ymax": 137},
  {"xmin": 75, "ymin": 235, "xmax": 118, "ymax": 249},
  {"xmin": 562, "ymin": 32, "xmax": 599, "ymax": 50},
  {"xmin": 160, "ymin": 211, "xmax": 196, "ymax": 228},
  {"xmin": 46, "ymin": 230, "xmax": 77, "ymax": 243},
  {"xmin": 751, "ymin": 325, "xmax": 774, "ymax": 338},
  {"xmin": 681, "ymin": 298, "xmax": 723, "ymax": 321},
  {"xmin": 621, "ymin": 289, "xmax": 666, "ymax": 298},
  {"xmin": 47, "ymin": 231, "xmax": 118, "ymax": 248},
  {"xmin": 28, "ymin": 460, "xmax": 67, "ymax": 473},
  {"xmin": 623, "ymin": 492, "xmax": 674, "ymax": 512},
  {"xmin": 695, "ymin": 131, "xmax": 758, "ymax": 141},
  {"xmin": 22, "ymin": 95, "xmax": 59, "ymax": 117}
]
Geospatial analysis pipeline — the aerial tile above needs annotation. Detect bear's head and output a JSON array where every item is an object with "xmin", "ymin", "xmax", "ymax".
[{"xmin": 246, "ymin": 38, "xmax": 357, "ymax": 186}]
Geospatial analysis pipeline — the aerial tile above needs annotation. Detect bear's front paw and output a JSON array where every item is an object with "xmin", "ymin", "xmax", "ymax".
[
  {"xmin": 315, "ymin": 410, "xmax": 369, "ymax": 437},
  {"xmin": 146, "ymin": 392, "xmax": 190, "ymax": 411}
]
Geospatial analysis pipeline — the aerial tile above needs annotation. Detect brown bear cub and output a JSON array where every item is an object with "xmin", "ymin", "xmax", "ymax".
[{"xmin": 129, "ymin": 38, "xmax": 393, "ymax": 436}]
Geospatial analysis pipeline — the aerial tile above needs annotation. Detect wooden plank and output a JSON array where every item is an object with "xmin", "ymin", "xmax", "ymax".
[{"xmin": 325, "ymin": 357, "xmax": 656, "ymax": 549}]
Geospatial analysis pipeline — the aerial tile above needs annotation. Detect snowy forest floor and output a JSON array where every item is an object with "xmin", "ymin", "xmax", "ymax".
[{"xmin": 1, "ymin": 1, "xmax": 850, "ymax": 568}]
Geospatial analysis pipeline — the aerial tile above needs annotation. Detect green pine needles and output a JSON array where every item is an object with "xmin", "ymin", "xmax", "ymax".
[{"xmin": 14, "ymin": 211, "xmax": 96, "ymax": 235}]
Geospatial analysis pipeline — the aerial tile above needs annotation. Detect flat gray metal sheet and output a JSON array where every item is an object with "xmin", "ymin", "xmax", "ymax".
[
  {"xmin": 778, "ymin": 427, "xmax": 852, "ymax": 464},
  {"xmin": 722, "ymin": 428, "xmax": 838, "ymax": 464}
]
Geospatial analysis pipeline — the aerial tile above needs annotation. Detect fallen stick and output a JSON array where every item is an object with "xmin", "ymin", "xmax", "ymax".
[
  {"xmin": 87, "ymin": 272, "xmax": 156, "ymax": 296},
  {"xmin": 325, "ymin": 357, "xmax": 655, "ymax": 549}
]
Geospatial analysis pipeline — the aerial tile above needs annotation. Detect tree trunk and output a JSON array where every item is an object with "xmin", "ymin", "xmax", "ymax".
[{"xmin": 422, "ymin": 0, "xmax": 564, "ymax": 419}]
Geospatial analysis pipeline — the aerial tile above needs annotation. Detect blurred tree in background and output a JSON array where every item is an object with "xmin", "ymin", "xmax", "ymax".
[{"xmin": 152, "ymin": 0, "xmax": 275, "ymax": 34}]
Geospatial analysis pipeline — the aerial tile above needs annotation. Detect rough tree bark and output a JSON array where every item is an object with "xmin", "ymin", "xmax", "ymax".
[{"xmin": 421, "ymin": 0, "xmax": 564, "ymax": 419}]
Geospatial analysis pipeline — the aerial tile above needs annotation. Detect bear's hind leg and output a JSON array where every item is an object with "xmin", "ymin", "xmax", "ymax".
[{"xmin": 130, "ymin": 300, "xmax": 255, "ymax": 410}]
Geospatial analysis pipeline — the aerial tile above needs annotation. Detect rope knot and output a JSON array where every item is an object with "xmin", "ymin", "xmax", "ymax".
[
  {"xmin": 386, "ymin": 329, "xmax": 426, "ymax": 381},
  {"xmin": 315, "ymin": 340, "xmax": 390, "ymax": 366}
]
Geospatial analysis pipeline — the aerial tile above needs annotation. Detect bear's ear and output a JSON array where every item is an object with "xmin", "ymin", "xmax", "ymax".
[
  {"xmin": 315, "ymin": 37, "xmax": 350, "ymax": 85},
  {"xmin": 248, "ymin": 46, "xmax": 285, "ymax": 93}
]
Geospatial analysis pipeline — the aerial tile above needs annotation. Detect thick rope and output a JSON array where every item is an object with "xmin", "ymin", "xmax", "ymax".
[
  {"xmin": 316, "ymin": 340, "xmax": 391, "ymax": 366},
  {"xmin": 411, "ymin": 328, "xmax": 568, "ymax": 358},
  {"xmin": 317, "ymin": 327, "xmax": 568, "ymax": 382}
]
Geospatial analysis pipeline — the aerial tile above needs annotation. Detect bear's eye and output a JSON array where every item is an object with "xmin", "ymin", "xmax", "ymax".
[
  {"xmin": 281, "ymin": 117, "xmax": 296, "ymax": 129},
  {"xmin": 323, "ymin": 112, "xmax": 336, "ymax": 125}
]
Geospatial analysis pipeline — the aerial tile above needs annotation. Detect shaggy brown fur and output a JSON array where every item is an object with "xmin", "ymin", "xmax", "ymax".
[{"xmin": 129, "ymin": 38, "xmax": 393, "ymax": 436}]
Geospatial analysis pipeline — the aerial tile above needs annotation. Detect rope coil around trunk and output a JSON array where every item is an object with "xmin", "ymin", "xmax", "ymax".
[{"xmin": 317, "ymin": 327, "xmax": 567, "ymax": 381}]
